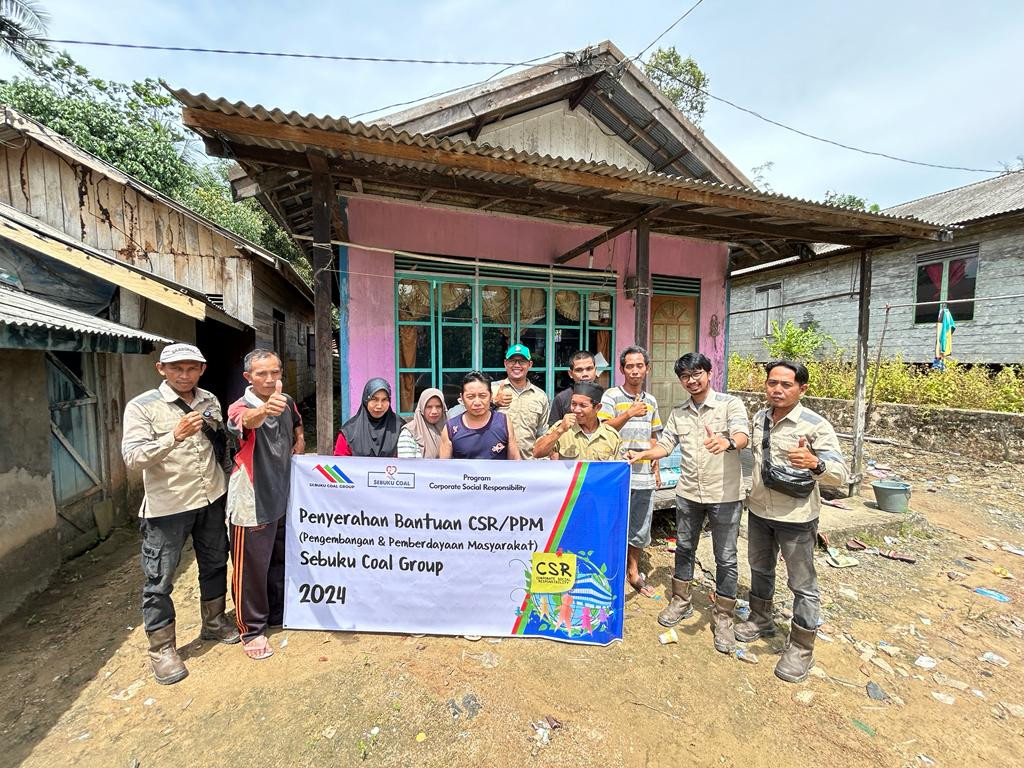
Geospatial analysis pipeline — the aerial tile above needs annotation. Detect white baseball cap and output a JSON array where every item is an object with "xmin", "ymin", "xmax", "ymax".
[{"xmin": 159, "ymin": 343, "xmax": 207, "ymax": 364}]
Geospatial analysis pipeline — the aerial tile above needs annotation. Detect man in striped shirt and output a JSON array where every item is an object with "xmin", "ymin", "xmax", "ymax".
[{"xmin": 599, "ymin": 346, "xmax": 662, "ymax": 597}]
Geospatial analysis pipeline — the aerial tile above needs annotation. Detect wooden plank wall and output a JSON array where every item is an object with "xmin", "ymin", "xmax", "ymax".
[
  {"xmin": 252, "ymin": 259, "xmax": 315, "ymax": 400},
  {"xmin": 728, "ymin": 217, "xmax": 1024, "ymax": 364},
  {"xmin": 0, "ymin": 139, "xmax": 253, "ymax": 326}
]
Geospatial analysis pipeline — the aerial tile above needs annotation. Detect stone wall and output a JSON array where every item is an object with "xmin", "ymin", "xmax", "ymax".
[{"xmin": 730, "ymin": 390, "xmax": 1023, "ymax": 463}]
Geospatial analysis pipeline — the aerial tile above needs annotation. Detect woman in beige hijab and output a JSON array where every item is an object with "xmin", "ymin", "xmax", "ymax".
[{"xmin": 396, "ymin": 388, "xmax": 448, "ymax": 458}]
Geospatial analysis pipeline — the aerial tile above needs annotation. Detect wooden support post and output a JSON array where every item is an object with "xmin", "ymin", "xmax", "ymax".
[
  {"xmin": 634, "ymin": 220, "xmax": 651, "ymax": 351},
  {"xmin": 850, "ymin": 249, "xmax": 872, "ymax": 496},
  {"xmin": 309, "ymin": 157, "xmax": 335, "ymax": 455}
]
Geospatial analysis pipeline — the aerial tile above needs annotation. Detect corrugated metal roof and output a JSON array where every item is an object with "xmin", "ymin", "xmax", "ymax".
[
  {"xmin": 882, "ymin": 170, "xmax": 1024, "ymax": 226},
  {"xmin": 170, "ymin": 88, "xmax": 948, "ymax": 230},
  {"xmin": 0, "ymin": 107, "xmax": 312, "ymax": 304},
  {"xmin": 0, "ymin": 285, "xmax": 172, "ymax": 343}
]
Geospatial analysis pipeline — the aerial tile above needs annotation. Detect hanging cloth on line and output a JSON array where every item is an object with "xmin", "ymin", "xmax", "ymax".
[{"xmin": 932, "ymin": 307, "xmax": 956, "ymax": 370}]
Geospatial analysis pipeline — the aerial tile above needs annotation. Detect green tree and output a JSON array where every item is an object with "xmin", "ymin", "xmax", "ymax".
[
  {"xmin": 0, "ymin": 0, "xmax": 48, "ymax": 67},
  {"xmin": 823, "ymin": 189, "xmax": 881, "ymax": 213},
  {"xmin": 643, "ymin": 46, "xmax": 709, "ymax": 126},
  {"xmin": 0, "ymin": 51, "xmax": 308, "ymax": 276}
]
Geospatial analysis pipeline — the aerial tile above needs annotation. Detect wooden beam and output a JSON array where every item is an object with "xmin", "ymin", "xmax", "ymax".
[
  {"xmin": 556, "ymin": 206, "xmax": 670, "ymax": 264},
  {"xmin": 308, "ymin": 152, "xmax": 335, "ymax": 455},
  {"xmin": 352, "ymin": 178, "xmax": 364, "ymax": 194},
  {"xmin": 181, "ymin": 108, "xmax": 943, "ymax": 242},
  {"xmin": 419, "ymin": 188, "xmax": 436, "ymax": 203},
  {"xmin": 635, "ymin": 220, "xmax": 651, "ymax": 352},
  {"xmin": 0, "ymin": 220, "xmax": 205, "ymax": 320},
  {"xmin": 568, "ymin": 72, "xmax": 603, "ymax": 111},
  {"xmin": 849, "ymin": 250, "xmax": 872, "ymax": 496}
]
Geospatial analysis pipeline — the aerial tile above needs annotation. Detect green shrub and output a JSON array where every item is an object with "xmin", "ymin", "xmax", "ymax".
[
  {"xmin": 762, "ymin": 320, "xmax": 837, "ymax": 360},
  {"xmin": 726, "ymin": 354, "xmax": 1024, "ymax": 414}
]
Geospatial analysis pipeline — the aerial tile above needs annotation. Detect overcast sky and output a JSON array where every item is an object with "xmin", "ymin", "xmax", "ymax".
[{"xmin": 1, "ymin": 0, "xmax": 1021, "ymax": 208}]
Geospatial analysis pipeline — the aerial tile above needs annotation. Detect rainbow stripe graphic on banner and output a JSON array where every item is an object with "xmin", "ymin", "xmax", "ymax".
[
  {"xmin": 511, "ymin": 463, "xmax": 589, "ymax": 636},
  {"xmin": 313, "ymin": 464, "xmax": 354, "ymax": 484}
]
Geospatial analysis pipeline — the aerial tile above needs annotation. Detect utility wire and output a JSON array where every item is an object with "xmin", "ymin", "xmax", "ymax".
[
  {"xmin": 643, "ymin": 60, "xmax": 1000, "ymax": 174},
  {"xmin": 11, "ymin": 36, "xmax": 565, "ymax": 66},
  {"xmin": 9, "ymin": 32, "xmax": 998, "ymax": 174},
  {"xmin": 632, "ymin": 0, "xmax": 706, "ymax": 62}
]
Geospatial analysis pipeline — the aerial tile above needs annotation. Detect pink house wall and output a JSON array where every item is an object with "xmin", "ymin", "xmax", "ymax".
[{"xmin": 344, "ymin": 197, "xmax": 729, "ymax": 415}]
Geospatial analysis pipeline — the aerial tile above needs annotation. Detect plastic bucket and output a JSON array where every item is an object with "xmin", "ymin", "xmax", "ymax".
[{"xmin": 871, "ymin": 480, "xmax": 912, "ymax": 513}]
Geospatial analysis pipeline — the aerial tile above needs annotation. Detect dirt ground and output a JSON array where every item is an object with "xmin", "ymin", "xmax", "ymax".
[{"xmin": 2, "ymin": 442, "xmax": 1023, "ymax": 768}]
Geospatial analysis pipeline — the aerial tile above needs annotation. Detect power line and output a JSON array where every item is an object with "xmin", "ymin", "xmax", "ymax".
[
  {"xmin": 12, "ymin": 36, "xmax": 563, "ymax": 66},
  {"xmin": 643, "ymin": 60, "xmax": 1001, "ymax": 174},
  {"xmin": 633, "ymin": 0, "xmax": 707, "ymax": 62}
]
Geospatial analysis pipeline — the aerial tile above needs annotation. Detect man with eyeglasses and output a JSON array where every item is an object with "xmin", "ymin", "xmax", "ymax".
[
  {"xmin": 492, "ymin": 343, "xmax": 550, "ymax": 459},
  {"xmin": 626, "ymin": 352, "xmax": 749, "ymax": 654}
]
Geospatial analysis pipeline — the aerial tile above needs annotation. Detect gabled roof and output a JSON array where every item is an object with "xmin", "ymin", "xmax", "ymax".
[
  {"xmin": 882, "ymin": 169, "xmax": 1024, "ymax": 226},
  {"xmin": 171, "ymin": 86, "xmax": 949, "ymax": 268},
  {"xmin": 0, "ymin": 107, "xmax": 312, "ymax": 304},
  {"xmin": 376, "ymin": 41, "xmax": 750, "ymax": 187},
  {"xmin": 0, "ymin": 283, "xmax": 171, "ymax": 350}
]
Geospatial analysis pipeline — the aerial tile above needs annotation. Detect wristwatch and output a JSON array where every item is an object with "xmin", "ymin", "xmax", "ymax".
[
  {"xmin": 811, "ymin": 458, "xmax": 826, "ymax": 475},
  {"xmin": 725, "ymin": 437, "xmax": 736, "ymax": 452}
]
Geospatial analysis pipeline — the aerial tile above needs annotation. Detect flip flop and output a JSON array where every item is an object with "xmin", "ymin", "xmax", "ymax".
[
  {"xmin": 825, "ymin": 547, "xmax": 859, "ymax": 568},
  {"xmin": 846, "ymin": 538, "xmax": 868, "ymax": 551},
  {"xmin": 880, "ymin": 550, "xmax": 917, "ymax": 564},
  {"xmin": 243, "ymin": 636, "xmax": 274, "ymax": 660}
]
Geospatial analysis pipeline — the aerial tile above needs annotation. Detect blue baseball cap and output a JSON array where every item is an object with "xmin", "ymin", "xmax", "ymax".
[{"xmin": 505, "ymin": 343, "xmax": 531, "ymax": 361}]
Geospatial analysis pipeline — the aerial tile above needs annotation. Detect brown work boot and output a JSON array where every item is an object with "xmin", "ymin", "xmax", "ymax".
[
  {"xmin": 733, "ymin": 595, "xmax": 776, "ymax": 642},
  {"xmin": 657, "ymin": 578, "xmax": 693, "ymax": 627},
  {"xmin": 200, "ymin": 596, "xmax": 241, "ymax": 644},
  {"xmin": 147, "ymin": 623, "xmax": 188, "ymax": 685},
  {"xmin": 775, "ymin": 622, "xmax": 817, "ymax": 683},
  {"xmin": 712, "ymin": 596, "xmax": 737, "ymax": 654}
]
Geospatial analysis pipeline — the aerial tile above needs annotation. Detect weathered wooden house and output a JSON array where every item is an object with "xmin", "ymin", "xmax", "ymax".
[
  {"xmin": 0, "ymin": 106, "xmax": 314, "ymax": 617},
  {"xmin": 728, "ymin": 171, "xmax": 1024, "ymax": 364}
]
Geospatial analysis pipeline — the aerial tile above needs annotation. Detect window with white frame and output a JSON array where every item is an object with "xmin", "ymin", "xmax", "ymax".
[{"xmin": 752, "ymin": 283, "xmax": 782, "ymax": 337}]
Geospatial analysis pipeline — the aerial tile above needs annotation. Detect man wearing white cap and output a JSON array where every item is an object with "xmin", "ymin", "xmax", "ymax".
[{"xmin": 122, "ymin": 342, "xmax": 239, "ymax": 686}]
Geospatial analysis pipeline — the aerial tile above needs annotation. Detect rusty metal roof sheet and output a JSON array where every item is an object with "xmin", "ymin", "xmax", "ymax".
[{"xmin": 0, "ymin": 284, "xmax": 171, "ymax": 343}]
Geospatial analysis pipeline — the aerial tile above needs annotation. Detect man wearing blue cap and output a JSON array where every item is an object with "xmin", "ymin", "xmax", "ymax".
[{"xmin": 492, "ymin": 343, "xmax": 550, "ymax": 459}]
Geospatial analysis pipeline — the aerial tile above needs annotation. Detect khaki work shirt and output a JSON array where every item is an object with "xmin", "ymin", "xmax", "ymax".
[
  {"xmin": 122, "ymin": 381, "xmax": 227, "ymax": 518},
  {"xmin": 544, "ymin": 421, "xmax": 623, "ymax": 461},
  {"xmin": 656, "ymin": 389, "xmax": 750, "ymax": 504},
  {"xmin": 748, "ymin": 402, "xmax": 850, "ymax": 524},
  {"xmin": 492, "ymin": 379, "xmax": 550, "ymax": 459}
]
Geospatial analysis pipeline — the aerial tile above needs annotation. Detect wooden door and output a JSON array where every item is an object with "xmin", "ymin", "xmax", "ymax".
[{"xmin": 649, "ymin": 295, "xmax": 697, "ymax": 410}]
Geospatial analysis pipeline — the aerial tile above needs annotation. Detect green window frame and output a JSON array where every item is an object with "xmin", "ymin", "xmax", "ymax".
[{"xmin": 395, "ymin": 270, "xmax": 615, "ymax": 417}]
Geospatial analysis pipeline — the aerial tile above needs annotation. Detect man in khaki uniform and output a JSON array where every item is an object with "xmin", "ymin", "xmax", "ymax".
[
  {"xmin": 492, "ymin": 343, "xmax": 550, "ymax": 459},
  {"xmin": 122, "ymin": 343, "xmax": 240, "ymax": 685},
  {"xmin": 733, "ymin": 360, "xmax": 849, "ymax": 683},
  {"xmin": 627, "ymin": 353, "xmax": 749, "ymax": 653},
  {"xmin": 534, "ymin": 382, "xmax": 621, "ymax": 461}
]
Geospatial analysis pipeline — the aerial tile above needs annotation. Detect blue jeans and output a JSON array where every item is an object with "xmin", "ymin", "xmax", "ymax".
[
  {"xmin": 673, "ymin": 498, "xmax": 742, "ymax": 599},
  {"xmin": 746, "ymin": 512, "xmax": 820, "ymax": 629}
]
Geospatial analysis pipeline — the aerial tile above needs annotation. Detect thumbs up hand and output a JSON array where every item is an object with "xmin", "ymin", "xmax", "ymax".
[
  {"xmin": 787, "ymin": 434, "xmax": 818, "ymax": 469},
  {"xmin": 494, "ymin": 382, "xmax": 513, "ymax": 408},
  {"xmin": 703, "ymin": 423, "xmax": 728, "ymax": 454},
  {"xmin": 265, "ymin": 378, "xmax": 288, "ymax": 417}
]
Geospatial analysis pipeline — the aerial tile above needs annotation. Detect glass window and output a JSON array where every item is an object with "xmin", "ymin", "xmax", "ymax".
[
  {"xmin": 753, "ymin": 283, "xmax": 782, "ymax": 336},
  {"xmin": 395, "ymin": 275, "xmax": 613, "ymax": 415},
  {"xmin": 915, "ymin": 255, "xmax": 978, "ymax": 324}
]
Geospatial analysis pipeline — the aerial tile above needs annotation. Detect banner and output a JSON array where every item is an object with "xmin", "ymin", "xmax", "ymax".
[{"xmin": 284, "ymin": 456, "xmax": 630, "ymax": 645}]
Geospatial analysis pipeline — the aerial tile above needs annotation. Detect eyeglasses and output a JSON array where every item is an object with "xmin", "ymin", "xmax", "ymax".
[{"xmin": 678, "ymin": 370, "xmax": 706, "ymax": 382}]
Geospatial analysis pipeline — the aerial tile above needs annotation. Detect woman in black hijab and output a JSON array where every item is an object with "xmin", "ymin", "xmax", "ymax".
[{"xmin": 335, "ymin": 378, "xmax": 401, "ymax": 457}]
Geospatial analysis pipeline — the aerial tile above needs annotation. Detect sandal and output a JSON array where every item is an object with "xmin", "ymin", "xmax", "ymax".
[
  {"xmin": 880, "ymin": 550, "xmax": 917, "ymax": 564},
  {"xmin": 825, "ymin": 547, "xmax": 859, "ymax": 568},
  {"xmin": 243, "ymin": 635, "xmax": 274, "ymax": 660},
  {"xmin": 846, "ymin": 538, "xmax": 868, "ymax": 551}
]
